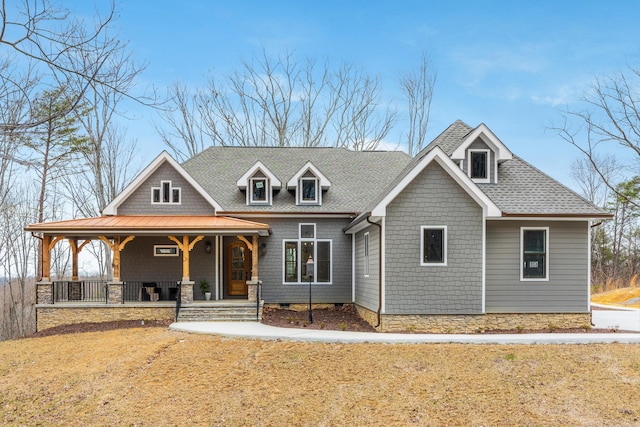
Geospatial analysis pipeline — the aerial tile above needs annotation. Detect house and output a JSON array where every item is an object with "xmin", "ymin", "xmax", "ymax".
[{"xmin": 27, "ymin": 120, "xmax": 610, "ymax": 332}]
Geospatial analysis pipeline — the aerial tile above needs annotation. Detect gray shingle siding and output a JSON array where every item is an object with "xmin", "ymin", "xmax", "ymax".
[
  {"xmin": 121, "ymin": 235, "xmax": 216, "ymax": 300},
  {"xmin": 354, "ymin": 225, "xmax": 380, "ymax": 311},
  {"xmin": 485, "ymin": 220, "xmax": 589, "ymax": 312},
  {"xmin": 257, "ymin": 217, "xmax": 353, "ymax": 304},
  {"xmin": 118, "ymin": 162, "xmax": 215, "ymax": 215},
  {"xmin": 384, "ymin": 162, "xmax": 484, "ymax": 314}
]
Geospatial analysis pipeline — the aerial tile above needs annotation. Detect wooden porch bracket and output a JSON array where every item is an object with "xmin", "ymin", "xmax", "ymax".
[
  {"xmin": 41, "ymin": 235, "xmax": 64, "ymax": 281},
  {"xmin": 167, "ymin": 235, "xmax": 204, "ymax": 282},
  {"xmin": 237, "ymin": 235, "xmax": 259, "ymax": 282},
  {"xmin": 99, "ymin": 235, "xmax": 135, "ymax": 282},
  {"xmin": 68, "ymin": 239, "xmax": 91, "ymax": 281}
]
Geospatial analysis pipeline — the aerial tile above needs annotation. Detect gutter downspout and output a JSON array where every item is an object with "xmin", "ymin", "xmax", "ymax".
[{"xmin": 366, "ymin": 215, "xmax": 382, "ymax": 328}]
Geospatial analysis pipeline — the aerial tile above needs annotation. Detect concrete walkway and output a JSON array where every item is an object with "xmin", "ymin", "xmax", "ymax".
[{"xmin": 170, "ymin": 305, "xmax": 640, "ymax": 344}]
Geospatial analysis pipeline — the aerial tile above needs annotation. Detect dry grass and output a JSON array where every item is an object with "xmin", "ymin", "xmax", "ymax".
[
  {"xmin": 1, "ymin": 327, "xmax": 639, "ymax": 425},
  {"xmin": 592, "ymin": 285, "xmax": 640, "ymax": 308}
]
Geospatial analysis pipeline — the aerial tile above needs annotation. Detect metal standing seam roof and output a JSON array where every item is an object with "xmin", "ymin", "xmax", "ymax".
[{"xmin": 24, "ymin": 215, "xmax": 271, "ymax": 235}]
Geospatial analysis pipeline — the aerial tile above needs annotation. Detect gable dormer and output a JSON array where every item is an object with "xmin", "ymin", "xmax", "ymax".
[
  {"xmin": 287, "ymin": 161, "xmax": 331, "ymax": 206},
  {"xmin": 450, "ymin": 123, "xmax": 513, "ymax": 184},
  {"xmin": 236, "ymin": 161, "xmax": 281, "ymax": 206}
]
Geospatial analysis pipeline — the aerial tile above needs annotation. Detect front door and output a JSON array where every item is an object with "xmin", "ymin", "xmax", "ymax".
[{"xmin": 227, "ymin": 240, "xmax": 249, "ymax": 296}]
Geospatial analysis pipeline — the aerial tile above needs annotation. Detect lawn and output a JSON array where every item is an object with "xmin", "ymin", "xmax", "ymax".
[
  {"xmin": 0, "ymin": 327, "xmax": 639, "ymax": 425},
  {"xmin": 592, "ymin": 286, "xmax": 640, "ymax": 309}
]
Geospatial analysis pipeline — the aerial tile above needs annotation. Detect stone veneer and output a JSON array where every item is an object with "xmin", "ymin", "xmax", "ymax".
[
  {"xmin": 356, "ymin": 305, "xmax": 592, "ymax": 333},
  {"xmin": 36, "ymin": 306, "xmax": 175, "ymax": 331}
]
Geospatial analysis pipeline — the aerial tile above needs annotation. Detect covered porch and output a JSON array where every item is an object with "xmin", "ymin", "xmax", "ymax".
[{"xmin": 26, "ymin": 215, "xmax": 271, "ymax": 308}]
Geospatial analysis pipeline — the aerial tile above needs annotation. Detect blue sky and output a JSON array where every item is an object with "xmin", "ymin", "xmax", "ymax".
[{"xmin": 76, "ymin": 0, "xmax": 640, "ymax": 189}]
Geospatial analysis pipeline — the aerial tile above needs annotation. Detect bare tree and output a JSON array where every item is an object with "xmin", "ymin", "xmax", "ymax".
[
  {"xmin": 157, "ymin": 50, "xmax": 398, "ymax": 158},
  {"xmin": 400, "ymin": 52, "xmax": 436, "ymax": 156},
  {"xmin": 0, "ymin": 0, "xmax": 124, "ymax": 131},
  {"xmin": 553, "ymin": 65, "xmax": 640, "ymax": 208}
]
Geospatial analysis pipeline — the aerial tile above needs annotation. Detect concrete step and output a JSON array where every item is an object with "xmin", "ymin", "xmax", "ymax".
[{"xmin": 177, "ymin": 302, "xmax": 262, "ymax": 322}]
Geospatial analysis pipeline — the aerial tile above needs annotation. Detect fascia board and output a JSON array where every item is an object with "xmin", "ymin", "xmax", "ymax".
[
  {"xmin": 236, "ymin": 161, "xmax": 282, "ymax": 189},
  {"xmin": 287, "ymin": 161, "xmax": 332, "ymax": 189},
  {"xmin": 102, "ymin": 151, "xmax": 223, "ymax": 215},
  {"xmin": 451, "ymin": 123, "xmax": 513, "ymax": 162},
  {"xmin": 370, "ymin": 147, "xmax": 502, "ymax": 218}
]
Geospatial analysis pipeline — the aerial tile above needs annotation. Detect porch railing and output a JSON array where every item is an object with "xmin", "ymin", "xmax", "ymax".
[
  {"xmin": 123, "ymin": 281, "xmax": 179, "ymax": 302},
  {"xmin": 53, "ymin": 280, "xmax": 108, "ymax": 303}
]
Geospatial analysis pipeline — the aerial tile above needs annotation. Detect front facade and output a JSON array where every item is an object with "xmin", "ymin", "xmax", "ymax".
[{"xmin": 27, "ymin": 120, "xmax": 610, "ymax": 332}]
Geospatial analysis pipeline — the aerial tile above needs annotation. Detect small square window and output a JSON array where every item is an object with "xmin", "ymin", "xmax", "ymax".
[
  {"xmin": 172, "ymin": 188, "xmax": 180, "ymax": 203},
  {"xmin": 300, "ymin": 224, "xmax": 315, "ymax": 239},
  {"xmin": 152, "ymin": 188, "xmax": 160, "ymax": 203},
  {"xmin": 421, "ymin": 226, "xmax": 447, "ymax": 266}
]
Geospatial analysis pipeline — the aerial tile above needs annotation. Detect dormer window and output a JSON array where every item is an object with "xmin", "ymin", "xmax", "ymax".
[
  {"xmin": 151, "ymin": 180, "xmax": 181, "ymax": 204},
  {"xmin": 287, "ymin": 161, "xmax": 331, "ymax": 206},
  {"xmin": 236, "ymin": 161, "xmax": 281, "ymax": 206},
  {"xmin": 301, "ymin": 177, "xmax": 318, "ymax": 203},
  {"xmin": 469, "ymin": 149, "xmax": 489, "ymax": 182},
  {"xmin": 251, "ymin": 177, "xmax": 268, "ymax": 203}
]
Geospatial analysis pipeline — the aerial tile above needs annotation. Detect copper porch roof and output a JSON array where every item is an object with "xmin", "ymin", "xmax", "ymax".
[{"xmin": 25, "ymin": 215, "xmax": 271, "ymax": 236}]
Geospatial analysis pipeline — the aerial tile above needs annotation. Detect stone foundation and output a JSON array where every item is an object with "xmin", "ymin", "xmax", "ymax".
[
  {"xmin": 356, "ymin": 305, "xmax": 592, "ymax": 333},
  {"xmin": 263, "ymin": 303, "xmax": 337, "ymax": 311},
  {"xmin": 36, "ymin": 305, "xmax": 175, "ymax": 331}
]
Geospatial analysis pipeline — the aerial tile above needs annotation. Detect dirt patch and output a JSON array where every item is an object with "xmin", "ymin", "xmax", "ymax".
[
  {"xmin": 261, "ymin": 304, "xmax": 376, "ymax": 332},
  {"xmin": 26, "ymin": 319, "xmax": 173, "ymax": 338},
  {"xmin": 1, "ymin": 328, "xmax": 639, "ymax": 426}
]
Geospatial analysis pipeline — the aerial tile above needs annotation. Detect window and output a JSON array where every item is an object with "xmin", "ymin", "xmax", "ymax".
[
  {"xmin": 250, "ymin": 178, "xmax": 268, "ymax": 204},
  {"xmin": 364, "ymin": 232, "xmax": 370, "ymax": 277},
  {"xmin": 283, "ymin": 223, "xmax": 332, "ymax": 283},
  {"xmin": 154, "ymin": 245, "xmax": 179, "ymax": 256},
  {"xmin": 421, "ymin": 226, "xmax": 447, "ymax": 266},
  {"xmin": 469, "ymin": 149, "xmax": 490, "ymax": 182},
  {"xmin": 521, "ymin": 227, "xmax": 549, "ymax": 280},
  {"xmin": 151, "ymin": 181, "xmax": 181, "ymax": 205},
  {"xmin": 301, "ymin": 178, "xmax": 318, "ymax": 203}
]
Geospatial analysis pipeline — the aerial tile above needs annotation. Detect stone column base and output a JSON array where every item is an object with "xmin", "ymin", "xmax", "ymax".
[
  {"xmin": 37, "ymin": 282, "xmax": 54, "ymax": 305},
  {"xmin": 247, "ymin": 280, "xmax": 262, "ymax": 302},
  {"xmin": 180, "ymin": 281, "xmax": 194, "ymax": 304},
  {"xmin": 107, "ymin": 282, "xmax": 124, "ymax": 304}
]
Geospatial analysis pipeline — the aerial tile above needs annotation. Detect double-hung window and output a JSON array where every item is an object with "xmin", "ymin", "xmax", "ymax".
[
  {"xmin": 521, "ymin": 227, "xmax": 549, "ymax": 280},
  {"xmin": 250, "ymin": 177, "xmax": 268, "ymax": 204},
  {"xmin": 283, "ymin": 223, "xmax": 332, "ymax": 284},
  {"xmin": 421, "ymin": 226, "xmax": 447, "ymax": 266}
]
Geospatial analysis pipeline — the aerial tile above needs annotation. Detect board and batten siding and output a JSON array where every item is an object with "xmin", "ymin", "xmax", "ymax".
[
  {"xmin": 384, "ymin": 162, "xmax": 484, "ymax": 315},
  {"xmin": 257, "ymin": 217, "xmax": 352, "ymax": 304},
  {"xmin": 354, "ymin": 225, "xmax": 380, "ymax": 312},
  {"xmin": 118, "ymin": 162, "xmax": 215, "ymax": 215},
  {"xmin": 485, "ymin": 220, "xmax": 589, "ymax": 312}
]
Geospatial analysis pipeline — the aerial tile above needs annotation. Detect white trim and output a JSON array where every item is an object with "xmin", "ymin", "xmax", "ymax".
[
  {"xmin": 103, "ymin": 151, "xmax": 223, "ymax": 215},
  {"xmin": 482, "ymin": 219, "xmax": 486, "ymax": 313},
  {"xmin": 236, "ymin": 161, "xmax": 282, "ymax": 190},
  {"xmin": 351, "ymin": 233, "xmax": 356, "ymax": 302},
  {"xmin": 520, "ymin": 226, "xmax": 550, "ymax": 281},
  {"xmin": 248, "ymin": 177, "xmax": 270, "ymax": 205},
  {"xmin": 420, "ymin": 226, "xmax": 448, "ymax": 266},
  {"xmin": 587, "ymin": 221, "xmax": 592, "ymax": 312},
  {"xmin": 151, "ymin": 180, "xmax": 182, "ymax": 205},
  {"xmin": 363, "ymin": 231, "xmax": 370, "ymax": 277},
  {"xmin": 370, "ymin": 147, "xmax": 502, "ymax": 218},
  {"xmin": 451, "ymin": 123, "xmax": 513, "ymax": 162},
  {"xmin": 299, "ymin": 223, "xmax": 316, "ymax": 239},
  {"xmin": 380, "ymin": 217, "xmax": 386, "ymax": 314},
  {"xmin": 298, "ymin": 177, "xmax": 321, "ymax": 205},
  {"xmin": 468, "ymin": 149, "xmax": 491, "ymax": 184},
  {"xmin": 287, "ymin": 161, "xmax": 331, "ymax": 190},
  {"xmin": 488, "ymin": 217, "xmax": 602, "ymax": 222}
]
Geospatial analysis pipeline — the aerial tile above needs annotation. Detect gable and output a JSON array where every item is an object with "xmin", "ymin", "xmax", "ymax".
[
  {"xmin": 370, "ymin": 147, "xmax": 502, "ymax": 219},
  {"xmin": 103, "ymin": 151, "xmax": 222, "ymax": 215}
]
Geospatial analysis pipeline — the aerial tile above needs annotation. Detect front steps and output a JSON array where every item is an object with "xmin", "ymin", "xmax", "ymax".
[{"xmin": 177, "ymin": 301, "xmax": 262, "ymax": 322}]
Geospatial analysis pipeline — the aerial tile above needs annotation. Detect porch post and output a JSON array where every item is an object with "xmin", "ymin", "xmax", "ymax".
[
  {"xmin": 99, "ymin": 235, "xmax": 135, "ymax": 282},
  {"xmin": 70, "ymin": 239, "xmax": 79, "ymax": 281},
  {"xmin": 251, "ymin": 235, "xmax": 259, "ymax": 281},
  {"xmin": 42, "ymin": 235, "xmax": 51, "ymax": 281}
]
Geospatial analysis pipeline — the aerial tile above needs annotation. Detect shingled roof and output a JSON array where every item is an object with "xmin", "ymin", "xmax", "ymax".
[{"xmin": 182, "ymin": 146, "xmax": 411, "ymax": 213}]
